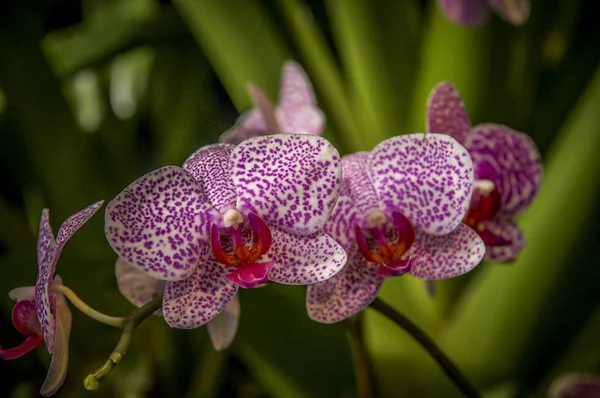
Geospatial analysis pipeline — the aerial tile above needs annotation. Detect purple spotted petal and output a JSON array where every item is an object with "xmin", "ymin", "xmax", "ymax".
[
  {"xmin": 408, "ymin": 224, "xmax": 485, "ymax": 279},
  {"xmin": 341, "ymin": 153, "xmax": 380, "ymax": 216},
  {"xmin": 465, "ymin": 124, "xmax": 542, "ymax": 216},
  {"xmin": 426, "ymin": 82, "xmax": 472, "ymax": 145},
  {"xmin": 40, "ymin": 287, "xmax": 71, "ymax": 397},
  {"xmin": 549, "ymin": 373, "xmax": 600, "ymax": 398},
  {"xmin": 480, "ymin": 217, "xmax": 525, "ymax": 262},
  {"xmin": 183, "ymin": 144, "xmax": 237, "ymax": 213},
  {"xmin": 163, "ymin": 244, "xmax": 238, "ymax": 329},
  {"xmin": 232, "ymin": 134, "xmax": 342, "ymax": 235},
  {"xmin": 437, "ymin": 0, "xmax": 491, "ymax": 25},
  {"xmin": 219, "ymin": 109, "xmax": 268, "ymax": 145},
  {"xmin": 323, "ymin": 183, "xmax": 360, "ymax": 251},
  {"xmin": 115, "ymin": 257, "xmax": 165, "ymax": 316},
  {"xmin": 306, "ymin": 248, "xmax": 383, "ymax": 323},
  {"xmin": 37, "ymin": 209, "xmax": 54, "ymax": 268},
  {"xmin": 105, "ymin": 166, "xmax": 217, "ymax": 281},
  {"xmin": 368, "ymin": 134, "xmax": 474, "ymax": 235},
  {"xmin": 278, "ymin": 61, "xmax": 324, "ymax": 136},
  {"xmin": 487, "ymin": 0, "xmax": 530, "ymax": 25},
  {"xmin": 266, "ymin": 227, "xmax": 346, "ymax": 285},
  {"xmin": 206, "ymin": 294, "xmax": 240, "ymax": 350},
  {"xmin": 36, "ymin": 203, "xmax": 102, "ymax": 354}
]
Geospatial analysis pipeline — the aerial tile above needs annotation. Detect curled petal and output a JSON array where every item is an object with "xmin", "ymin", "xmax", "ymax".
[
  {"xmin": 206, "ymin": 294, "xmax": 240, "ymax": 351},
  {"xmin": 12, "ymin": 300, "xmax": 42, "ymax": 337},
  {"xmin": 105, "ymin": 166, "xmax": 217, "ymax": 281},
  {"xmin": 307, "ymin": 249, "xmax": 383, "ymax": 323},
  {"xmin": 278, "ymin": 61, "xmax": 324, "ymax": 136},
  {"xmin": 115, "ymin": 257, "xmax": 165, "ymax": 316},
  {"xmin": 426, "ymin": 82, "xmax": 472, "ymax": 145},
  {"xmin": 37, "ymin": 209, "xmax": 54, "ymax": 268},
  {"xmin": 225, "ymin": 261, "xmax": 273, "ymax": 289},
  {"xmin": 55, "ymin": 201, "xmax": 104, "ymax": 246},
  {"xmin": 232, "ymin": 134, "xmax": 342, "ymax": 235},
  {"xmin": 183, "ymin": 144, "xmax": 237, "ymax": 213},
  {"xmin": 480, "ymin": 217, "xmax": 525, "ymax": 262},
  {"xmin": 219, "ymin": 109, "xmax": 268, "ymax": 145},
  {"xmin": 266, "ymin": 227, "xmax": 347, "ymax": 285},
  {"xmin": 163, "ymin": 244, "xmax": 238, "ymax": 329},
  {"xmin": 0, "ymin": 336, "xmax": 43, "ymax": 360},
  {"xmin": 466, "ymin": 124, "xmax": 542, "ymax": 216},
  {"xmin": 368, "ymin": 134, "xmax": 474, "ymax": 235},
  {"xmin": 39, "ymin": 292, "xmax": 72, "ymax": 397},
  {"xmin": 8, "ymin": 286, "xmax": 35, "ymax": 302},
  {"xmin": 437, "ymin": 0, "xmax": 491, "ymax": 26},
  {"xmin": 549, "ymin": 373, "xmax": 600, "ymax": 398},
  {"xmin": 408, "ymin": 225, "xmax": 485, "ymax": 279},
  {"xmin": 487, "ymin": 0, "xmax": 530, "ymax": 25},
  {"xmin": 248, "ymin": 212, "xmax": 272, "ymax": 255}
]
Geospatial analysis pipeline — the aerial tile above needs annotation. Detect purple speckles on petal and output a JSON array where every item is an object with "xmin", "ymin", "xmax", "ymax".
[
  {"xmin": 267, "ymin": 227, "xmax": 347, "ymax": 285},
  {"xmin": 163, "ymin": 244, "xmax": 238, "ymax": 329},
  {"xmin": 368, "ymin": 133, "xmax": 474, "ymax": 235},
  {"xmin": 480, "ymin": 217, "xmax": 525, "ymax": 262},
  {"xmin": 183, "ymin": 144, "xmax": 238, "ymax": 213},
  {"xmin": 427, "ymin": 82, "xmax": 472, "ymax": 145},
  {"xmin": 231, "ymin": 134, "xmax": 342, "ymax": 235},
  {"xmin": 56, "ymin": 201, "xmax": 104, "ymax": 246},
  {"xmin": 306, "ymin": 248, "xmax": 383, "ymax": 323},
  {"xmin": 341, "ymin": 153, "xmax": 380, "ymax": 215},
  {"xmin": 105, "ymin": 166, "xmax": 217, "ymax": 281},
  {"xmin": 37, "ymin": 210, "xmax": 53, "ymax": 268},
  {"xmin": 465, "ymin": 124, "xmax": 542, "ymax": 216},
  {"xmin": 408, "ymin": 224, "xmax": 485, "ymax": 279}
]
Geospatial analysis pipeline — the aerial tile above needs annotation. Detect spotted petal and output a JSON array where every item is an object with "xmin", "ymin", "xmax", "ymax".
[
  {"xmin": 549, "ymin": 373, "xmax": 600, "ymax": 398},
  {"xmin": 115, "ymin": 257, "xmax": 165, "ymax": 315},
  {"xmin": 40, "ymin": 290, "xmax": 72, "ymax": 397},
  {"xmin": 278, "ymin": 61, "xmax": 324, "ymax": 136},
  {"xmin": 408, "ymin": 225, "xmax": 485, "ymax": 279},
  {"xmin": 267, "ymin": 227, "xmax": 347, "ymax": 285},
  {"xmin": 307, "ymin": 249, "xmax": 383, "ymax": 323},
  {"xmin": 105, "ymin": 166, "xmax": 216, "ymax": 281},
  {"xmin": 368, "ymin": 133, "xmax": 474, "ymax": 235},
  {"xmin": 232, "ymin": 134, "xmax": 342, "ymax": 235},
  {"xmin": 36, "ymin": 203, "xmax": 102, "ymax": 354},
  {"xmin": 465, "ymin": 124, "xmax": 542, "ymax": 216},
  {"xmin": 37, "ymin": 209, "xmax": 54, "ymax": 268},
  {"xmin": 183, "ymin": 144, "xmax": 237, "ymax": 213},
  {"xmin": 163, "ymin": 244, "xmax": 238, "ymax": 329},
  {"xmin": 487, "ymin": 0, "xmax": 530, "ymax": 26},
  {"xmin": 426, "ymin": 82, "xmax": 472, "ymax": 145},
  {"xmin": 437, "ymin": 0, "xmax": 491, "ymax": 26},
  {"xmin": 206, "ymin": 294, "xmax": 240, "ymax": 350},
  {"xmin": 480, "ymin": 217, "xmax": 525, "ymax": 262}
]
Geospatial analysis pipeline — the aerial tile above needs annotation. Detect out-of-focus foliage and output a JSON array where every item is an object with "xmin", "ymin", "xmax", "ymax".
[{"xmin": 0, "ymin": 0, "xmax": 598, "ymax": 397}]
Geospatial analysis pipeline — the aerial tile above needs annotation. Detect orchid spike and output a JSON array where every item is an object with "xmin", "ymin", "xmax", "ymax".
[
  {"xmin": 1, "ymin": 202, "xmax": 102, "ymax": 396},
  {"xmin": 106, "ymin": 134, "xmax": 346, "ymax": 329},
  {"xmin": 307, "ymin": 135, "xmax": 486, "ymax": 323},
  {"xmin": 437, "ymin": 0, "xmax": 531, "ymax": 26},
  {"xmin": 427, "ymin": 82, "xmax": 542, "ymax": 261},
  {"xmin": 548, "ymin": 373, "xmax": 600, "ymax": 398},
  {"xmin": 219, "ymin": 60, "xmax": 325, "ymax": 144},
  {"xmin": 115, "ymin": 257, "xmax": 240, "ymax": 350}
]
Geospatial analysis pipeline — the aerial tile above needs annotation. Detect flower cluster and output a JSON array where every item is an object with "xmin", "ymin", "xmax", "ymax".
[{"xmin": 1, "ymin": 61, "xmax": 542, "ymax": 395}]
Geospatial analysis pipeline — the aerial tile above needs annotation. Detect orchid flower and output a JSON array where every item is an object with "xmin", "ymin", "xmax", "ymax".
[
  {"xmin": 1, "ymin": 202, "xmax": 103, "ymax": 396},
  {"xmin": 219, "ymin": 60, "xmax": 324, "ymax": 144},
  {"xmin": 437, "ymin": 0, "xmax": 531, "ymax": 26},
  {"xmin": 306, "ymin": 134, "xmax": 486, "ymax": 323},
  {"xmin": 105, "ymin": 134, "xmax": 346, "ymax": 329},
  {"xmin": 115, "ymin": 257, "xmax": 240, "ymax": 350},
  {"xmin": 548, "ymin": 373, "xmax": 600, "ymax": 398},
  {"xmin": 427, "ymin": 82, "xmax": 542, "ymax": 261}
]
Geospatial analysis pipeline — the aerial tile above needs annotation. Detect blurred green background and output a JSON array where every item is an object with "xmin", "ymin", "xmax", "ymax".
[{"xmin": 0, "ymin": 0, "xmax": 599, "ymax": 397}]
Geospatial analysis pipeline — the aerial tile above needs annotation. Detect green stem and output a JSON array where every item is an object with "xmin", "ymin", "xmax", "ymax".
[
  {"xmin": 345, "ymin": 315, "xmax": 375, "ymax": 398},
  {"xmin": 84, "ymin": 295, "xmax": 163, "ymax": 390},
  {"xmin": 369, "ymin": 298, "xmax": 480, "ymax": 398},
  {"xmin": 51, "ymin": 285, "xmax": 126, "ymax": 328}
]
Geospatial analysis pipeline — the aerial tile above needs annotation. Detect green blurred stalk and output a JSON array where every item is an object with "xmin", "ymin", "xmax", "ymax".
[
  {"xmin": 443, "ymin": 66, "xmax": 600, "ymax": 384},
  {"xmin": 277, "ymin": 0, "xmax": 360, "ymax": 152},
  {"xmin": 408, "ymin": 3, "xmax": 492, "ymax": 132},
  {"xmin": 172, "ymin": 0, "xmax": 291, "ymax": 111},
  {"xmin": 326, "ymin": 0, "xmax": 419, "ymax": 149}
]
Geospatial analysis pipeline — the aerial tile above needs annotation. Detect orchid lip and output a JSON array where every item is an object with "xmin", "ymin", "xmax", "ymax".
[
  {"xmin": 225, "ymin": 261, "xmax": 274, "ymax": 288},
  {"xmin": 378, "ymin": 257, "xmax": 413, "ymax": 277}
]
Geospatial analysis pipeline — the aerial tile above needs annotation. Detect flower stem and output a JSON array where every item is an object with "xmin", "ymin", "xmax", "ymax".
[
  {"xmin": 51, "ymin": 284, "xmax": 126, "ymax": 328},
  {"xmin": 345, "ymin": 314, "xmax": 375, "ymax": 398},
  {"xmin": 369, "ymin": 298, "xmax": 480, "ymax": 398},
  {"xmin": 84, "ymin": 295, "xmax": 163, "ymax": 390}
]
